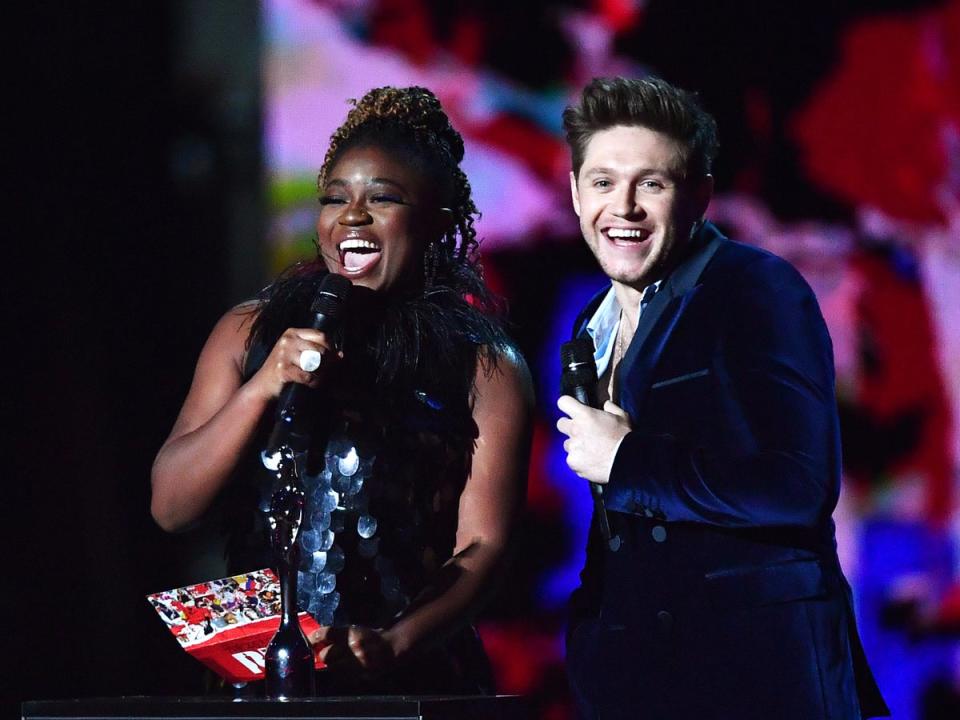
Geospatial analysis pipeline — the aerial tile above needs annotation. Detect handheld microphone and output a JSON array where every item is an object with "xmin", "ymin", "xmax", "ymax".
[
  {"xmin": 560, "ymin": 338, "xmax": 612, "ymax": 542},
  {"xmin": 263, "ymin": 273, "xmax": 351, "ymax": 465}
]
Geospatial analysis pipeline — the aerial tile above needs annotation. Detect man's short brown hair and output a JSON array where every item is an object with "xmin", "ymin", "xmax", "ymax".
[{"xmin": 563, "ymin": 76, "xmax": 719, "ymax": 180}]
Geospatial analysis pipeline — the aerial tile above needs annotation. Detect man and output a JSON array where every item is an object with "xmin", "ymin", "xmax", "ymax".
[{"xmin": 556, "ymin": 77, "xmax": 887, "ymax": 719}]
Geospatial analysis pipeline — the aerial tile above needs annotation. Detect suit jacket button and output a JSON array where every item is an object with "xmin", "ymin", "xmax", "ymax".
[
  {"xmin": 651, "ymin": 525, "xmax": 667, "ymax": 543},
  {"xmin": 608, "ymin": 535, "xmax": 622, "ymax": 552},
  {"xmin": 657, "ymin": 610, "xmax": 673, "ymax": 634}
]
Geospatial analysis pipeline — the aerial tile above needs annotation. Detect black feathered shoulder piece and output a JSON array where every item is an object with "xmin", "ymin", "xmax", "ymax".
[{"xmin": 247, "ymin": 262, "xmax": 510, "ymax": 405}]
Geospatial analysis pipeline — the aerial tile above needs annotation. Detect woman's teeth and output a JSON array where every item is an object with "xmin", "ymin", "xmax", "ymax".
[
  {"xmin": 339, "ymin": 239, "xmax": 380, "ymax": 252},
  {"xmin": 338, "ymin": 238, "xmax": 381, "ymax": 272}
]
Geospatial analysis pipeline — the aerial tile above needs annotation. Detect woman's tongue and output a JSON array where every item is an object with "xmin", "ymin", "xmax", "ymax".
[{"xmin": 343, "ymin": 249, "xmax": 381, "ymax": 273}]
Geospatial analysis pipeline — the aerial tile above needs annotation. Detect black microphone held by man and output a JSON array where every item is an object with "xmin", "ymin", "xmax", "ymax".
[{"xmin": 560, "ymin": 339, "xmax": 612, "ymax": 543}]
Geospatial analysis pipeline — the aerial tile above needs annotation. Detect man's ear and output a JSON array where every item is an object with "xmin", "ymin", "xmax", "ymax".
[{"xmin": 570, "ymin": 171, "xmax": 581, "ymax": 217}]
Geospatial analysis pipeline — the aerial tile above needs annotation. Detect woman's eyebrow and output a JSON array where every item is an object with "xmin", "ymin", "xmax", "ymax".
[{"xmin": 369, "ymin": 177, "xmax": 407, "ymax": 190}]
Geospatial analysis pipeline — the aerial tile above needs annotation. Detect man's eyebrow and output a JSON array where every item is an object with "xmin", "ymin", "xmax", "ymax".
[
  {"xmin": 582, "ymin": 166, "xmax": 674, "ymax": 177},
  {"xmin": 582, "ymin": 167, "xmax": 616, "ymax": 176}
]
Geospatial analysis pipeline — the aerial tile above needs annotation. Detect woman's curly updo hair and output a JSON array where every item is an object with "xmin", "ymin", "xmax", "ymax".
[
  {"xmin": 248, "ymin": 86, "xmax": 509, "ymax": 396},
  {"xmin": 317, "ymin": 86, "xmax": 489, "ymax": 304}
]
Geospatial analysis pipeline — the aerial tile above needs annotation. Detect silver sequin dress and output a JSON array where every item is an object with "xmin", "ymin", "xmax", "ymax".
[{"xmin": 225, "ymin": 334, "xmax": 493, "ymax": 694}]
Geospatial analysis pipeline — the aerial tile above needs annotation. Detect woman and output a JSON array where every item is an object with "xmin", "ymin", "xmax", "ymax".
[{"xmin": 151, "ymin": 87, "xmax": 533, "ymax": 693}]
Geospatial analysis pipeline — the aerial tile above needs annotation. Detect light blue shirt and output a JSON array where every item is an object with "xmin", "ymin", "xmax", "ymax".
[{"xmin": 584, "ymin": 281, "xmax": 661, "ymax": 377}]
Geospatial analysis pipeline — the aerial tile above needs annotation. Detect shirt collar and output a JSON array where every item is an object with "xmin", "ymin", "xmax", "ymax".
[{"xmin": 584, "ymin": 280, "xmax": 660, "ymax": 377}]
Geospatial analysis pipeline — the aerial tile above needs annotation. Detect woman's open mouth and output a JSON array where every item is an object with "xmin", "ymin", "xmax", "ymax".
[{"xmin": 338, "ymin": 238, "xmax": 382, "ymax": 274}]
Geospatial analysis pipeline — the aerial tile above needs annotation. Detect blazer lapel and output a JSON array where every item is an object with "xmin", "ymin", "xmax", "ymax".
[{"xmin": 618, "ymin": 224, "xmax": 725, "ymax": 421}]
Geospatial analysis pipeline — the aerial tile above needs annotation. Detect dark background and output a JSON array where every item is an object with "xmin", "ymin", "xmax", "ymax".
[{"xmin": 8, "ymin": 3, "xmax": 255, "ymax": 710}]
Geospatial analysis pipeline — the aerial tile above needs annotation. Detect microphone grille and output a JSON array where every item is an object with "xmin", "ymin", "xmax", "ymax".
[
  {"xmin": 560, "ymin": 338, "xmax": 596, "ymax": 368},
  {"xmin": 310, "ymin": 273, "xmax": 351, "ymax": 317}
]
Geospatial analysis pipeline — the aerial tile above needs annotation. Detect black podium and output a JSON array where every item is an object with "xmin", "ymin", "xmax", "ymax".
[{"xmin": 21, "ymin": 696, "xmax": 528, "ymax": 720}]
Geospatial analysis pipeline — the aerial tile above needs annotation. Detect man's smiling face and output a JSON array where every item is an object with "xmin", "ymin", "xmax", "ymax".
[{"xmin": 571, "ymin": 124, "xmax": 712, "ymax": 291}]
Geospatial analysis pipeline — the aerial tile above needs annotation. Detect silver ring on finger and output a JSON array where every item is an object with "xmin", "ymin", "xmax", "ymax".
[{"xmin": 298, "ymin": 349, "xmax": 323, "ymax": 373}]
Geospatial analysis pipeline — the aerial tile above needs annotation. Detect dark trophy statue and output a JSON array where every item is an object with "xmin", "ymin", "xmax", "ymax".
[{"xmin": 264, "ymin": 446, "xmax": 316, "ymax": 699}]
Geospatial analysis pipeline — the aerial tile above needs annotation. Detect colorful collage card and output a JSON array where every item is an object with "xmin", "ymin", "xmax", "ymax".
[{"xmin": 147, "ymin": 568, "xmax": 323, "ymax": 682}]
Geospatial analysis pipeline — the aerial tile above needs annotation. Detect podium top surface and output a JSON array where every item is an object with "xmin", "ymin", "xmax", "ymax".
[{"xmin": 22, "ymin": 695, "xmax": 527, "ymax": 720}]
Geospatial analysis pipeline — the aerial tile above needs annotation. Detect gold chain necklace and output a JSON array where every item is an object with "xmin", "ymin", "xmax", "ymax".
[{"xmin": 608, "ymin": 310, "xmax": 626, "ymax": 403}]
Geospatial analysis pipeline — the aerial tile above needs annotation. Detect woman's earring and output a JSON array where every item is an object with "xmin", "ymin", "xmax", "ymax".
[{"xmin": 424, "ymin": 240, "xmax": 440, "ymax": 288}]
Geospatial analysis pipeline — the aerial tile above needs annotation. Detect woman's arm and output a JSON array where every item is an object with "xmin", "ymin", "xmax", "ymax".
[
  {"xmin": 151, "ymin": 304, "xmax": 339, "ymax": 532},
  {"xmin": 313, "ymin": 345, "xmax": 534, "ymax": 670}
]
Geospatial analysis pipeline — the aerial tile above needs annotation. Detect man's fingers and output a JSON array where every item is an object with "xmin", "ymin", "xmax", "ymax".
[
  {"xmin": 557, "ymin": 416, "xmax": 572, "ymax": 436},
  {"xmin": 557, "ymin": 394, "xmax": 588, "ymax": 417},
  {"xmin": 604, "ymin": 401, "xmax": 629, "ymax": 419}
]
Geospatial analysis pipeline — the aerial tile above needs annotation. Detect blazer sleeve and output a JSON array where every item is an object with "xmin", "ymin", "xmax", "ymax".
[
  {"xmin": 566, "ymin": 511, "xmax": 605, "ymax": 639},
  {"xmin": 604, "ymin": 253, "xmax": 840, "ymax": 529}
]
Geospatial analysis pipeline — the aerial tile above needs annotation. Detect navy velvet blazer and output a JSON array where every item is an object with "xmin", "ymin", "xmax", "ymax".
[{"xmin": 566, "ymin": 223, "xmax": 887, "ymax": 719}]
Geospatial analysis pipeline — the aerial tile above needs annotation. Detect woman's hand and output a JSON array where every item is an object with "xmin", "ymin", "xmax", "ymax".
[
  {"xmin": 151, "ymin": 307, "xmax": 344, "ymax": 532},
  {"xmin": 309, "ymin": 625, "xmax": 398, "ymax": 673},
  {"xmin": 245, "ymin": 328, "xmax": 342, "ymax": 401}
]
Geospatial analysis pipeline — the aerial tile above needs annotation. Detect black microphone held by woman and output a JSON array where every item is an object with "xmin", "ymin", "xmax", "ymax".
[{"xmin": 264, "ymin": 273, "xmax": 351, "ymax": 462}]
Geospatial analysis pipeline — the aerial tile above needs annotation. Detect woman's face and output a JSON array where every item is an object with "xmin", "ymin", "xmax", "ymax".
[{"xmin": 317, "ymin": 145, "xmax": 442, "ymax": 293}]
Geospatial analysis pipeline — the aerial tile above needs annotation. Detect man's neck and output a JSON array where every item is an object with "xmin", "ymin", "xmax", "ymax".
[{"xmin": 612, "ymin": 281, "xmax": 644, "ymax": 330}]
